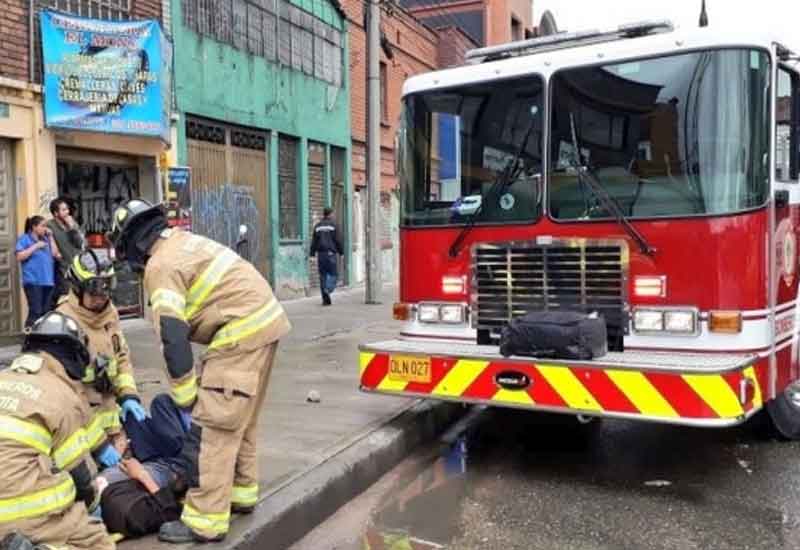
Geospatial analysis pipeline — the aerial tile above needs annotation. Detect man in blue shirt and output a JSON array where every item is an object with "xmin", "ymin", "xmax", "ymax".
[{"xmin": 15, "ymin": 216, "xmax": 58, "ymax": 327}]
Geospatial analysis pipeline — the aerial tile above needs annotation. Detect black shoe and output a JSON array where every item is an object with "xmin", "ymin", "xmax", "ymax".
[
  {"xmin": 0, "ymin": 534, "xmax": 36, "ymax": 550},
  {"xmin": 322, "ymin": 295, "xmax": 332, "ymax": 306},
  {"xmin": 231, "ymin": 503, "xmax": 255, "ymax": 514},
  {"xmin": 158, "ymin": 521, "xmax": 225, "ymax": 544}
]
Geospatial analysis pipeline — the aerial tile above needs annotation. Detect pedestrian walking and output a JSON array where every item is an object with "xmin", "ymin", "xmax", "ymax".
[
  {"xmin": 310, "ymin": 207, "xmax": 343, "ymax": 306},
  {"xmin": 57, "ymin": 250, "xmax": 145, "ymax": 470},
  {"xmin": 108, "ymin": 199, "xmax": 291, "ymax": 544},
  {"xmin": 15, "ymin": 215, "xmax": 58, "ymax": 328},
  {"xmin": 0, "ymin": 311, "xmax": 115, "ymax": 550},
  {"xmin": 47, "ymin": 196, "xmax": 85, "ymax": 308}
]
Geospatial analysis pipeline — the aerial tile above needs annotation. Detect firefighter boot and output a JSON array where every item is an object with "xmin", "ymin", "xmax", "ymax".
[
  {"xmin": 231, "ymin": 503, "xmax": 255, "ymax": 514},
  {"xmin": 159, "ymin": 521, "xmax": 226, "ymax": 544}
]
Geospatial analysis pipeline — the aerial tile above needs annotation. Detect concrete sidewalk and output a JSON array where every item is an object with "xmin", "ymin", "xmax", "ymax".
[
  {"xmin": 0, "ymin": 285, "xmax": 461, "ymax": 548},
  {"xmin": 111, "ymin": 284, "xmax": 420, "ymax": 547}
]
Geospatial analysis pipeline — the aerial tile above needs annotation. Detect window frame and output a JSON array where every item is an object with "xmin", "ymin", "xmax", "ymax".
[
  {"xmin": 546, "ymin": 46, "xmax": 774, "ymax": 224},
  {"xmin": 181, "ymin": 0, "xmax": 344, "ymax": 87},
  {"xmin": 380, "ymin": 62, "xmax": 389, "ymax": 124},
  {"xmin": 776, "ymin": 64, "xmax": 800, "ymax": 182},
  {"xmin": 278, "ymin": 134, "xmax": 301, "ymax": 241},
  {"xmin": 399, "ymin": 73, "xmax": 547, "ymax": 229}
]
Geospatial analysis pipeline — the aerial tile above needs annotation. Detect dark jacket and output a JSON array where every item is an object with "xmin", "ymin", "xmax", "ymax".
[
  {"xmin": 310, "ymin": 218, "xmax": 343, "ymax": 256},
  {"xmin": 101, "ymin": 479, "xmax": 182, "ymax": 537},
  {"xmin": 47, "ymin": 218, "xmax": 84, "ymax": 269}
]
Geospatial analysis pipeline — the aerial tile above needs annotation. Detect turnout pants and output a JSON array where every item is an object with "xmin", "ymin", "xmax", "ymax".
[
  {"xmin": 179, "ymin": 343, "xmax": 278, "ymax": 539},
  {"xmin": 0, "ymin": 500, "xmax": 115, "ymax": 550}
]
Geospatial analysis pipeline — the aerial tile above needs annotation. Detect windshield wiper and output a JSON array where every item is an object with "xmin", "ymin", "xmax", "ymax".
[
  {"xmin": 568, "ymin": 113, "xmax": 656, "ymax": 257},
  {"xmin": 448, "ymin": 119, "xmax": 538, "ymax": 258}
]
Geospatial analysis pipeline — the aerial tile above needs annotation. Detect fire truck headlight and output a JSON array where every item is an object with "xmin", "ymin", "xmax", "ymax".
[
  {"xmin": 633, "ymin": 310, "xmax": 664, "ymax": 332},
  {"xmin": 633, "ymin": 308, "xmax": 698, "ymax": 335},
  {"xmin": 440, "ymin": 305, "xmax": 465, "ymax": 324},
  {"xmin": 664, "ymin": 311, "xmax": 697, "ymax": 333},
  {"xmin": 418, "ymin": 304, "xmax": 441, "ymax": 323}
]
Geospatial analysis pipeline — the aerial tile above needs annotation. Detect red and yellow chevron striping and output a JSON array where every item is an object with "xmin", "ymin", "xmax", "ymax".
[{"xmin": 359, "ymin": 352, "xmax": 767, "ymax": 425}]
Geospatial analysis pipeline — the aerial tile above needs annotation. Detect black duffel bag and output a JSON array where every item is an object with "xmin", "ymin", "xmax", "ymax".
[{"xmin": 499, "ymin": 311, "xmax": 607, "ymax": 359}]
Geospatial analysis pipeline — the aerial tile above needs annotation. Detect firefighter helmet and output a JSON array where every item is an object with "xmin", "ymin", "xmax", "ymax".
[
  {"xmin": 106, "ymin": 198, "xmax": 166, "ymax": 262},
  {"xmin": 68, "ymin": 249, "xmax": 117, "ymax": 299},
  {"xmin": 21, "ymin": 311, "xmax": 91, "ymax": 380}
]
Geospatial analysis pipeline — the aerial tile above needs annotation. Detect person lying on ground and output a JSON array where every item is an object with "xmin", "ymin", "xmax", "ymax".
[{"xmin": 94, "ymin": 393, "xmax": 192, "ymax": 539}]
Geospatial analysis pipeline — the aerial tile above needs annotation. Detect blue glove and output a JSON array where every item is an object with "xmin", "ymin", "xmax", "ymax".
[
  {"xmin": 120, "ymin": 398, "xmax": 147, "ymax": 423},
  {"xmin": 96, "ymin": 443, "xmax": 121, "ymax": 468}
]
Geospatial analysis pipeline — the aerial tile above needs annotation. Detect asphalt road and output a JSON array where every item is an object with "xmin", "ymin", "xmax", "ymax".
[{"xmin": 292, "ymin": 407, "xmax": 800, "ymax": 550}]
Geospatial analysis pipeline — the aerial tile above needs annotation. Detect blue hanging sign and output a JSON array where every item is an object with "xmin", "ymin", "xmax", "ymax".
[{"xmin": 40, "ymin": 11, "xmax": 172, "ymax": 142}]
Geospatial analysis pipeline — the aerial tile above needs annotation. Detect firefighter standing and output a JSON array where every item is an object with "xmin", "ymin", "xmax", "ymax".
[
  {"xmin": 0, "ymin": 312, "xmax": 115, "ymax": 550},
  {"xmin": 309, "ymin": 207, "xmax": 343, "ymax": 306},
  {"xmin": 108, "ymin": 199, "xmax": 291, "ymax": 543},
  {"xmin": 56, "ymin": 251, "xmax": 146, "ymax": 468}
]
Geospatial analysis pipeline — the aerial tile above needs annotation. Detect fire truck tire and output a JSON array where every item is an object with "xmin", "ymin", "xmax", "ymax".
[{"xmin": 765, "ymin": 390, "xmax": 800, "ymax": 440}]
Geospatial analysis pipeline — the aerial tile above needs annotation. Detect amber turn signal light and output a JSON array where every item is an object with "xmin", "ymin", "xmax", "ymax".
[
  {"xmin": 393, "ymin": 303, "xmax": 411, "ymax": 321},
  {"xmin": 709, "ymin": 311, "xmax": 742, "ymax": 333}
]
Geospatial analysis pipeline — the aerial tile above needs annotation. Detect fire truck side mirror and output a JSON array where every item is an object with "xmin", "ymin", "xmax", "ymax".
[{"xmin": 776, "ymin": 189, "xmax": 790, "ymax": 209}]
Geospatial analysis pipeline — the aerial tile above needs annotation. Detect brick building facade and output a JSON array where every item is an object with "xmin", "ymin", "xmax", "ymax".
[
  {"xmin": 1, "ymin": 0, "xmax": 165, "ymax": 83},
  {"xmin": 345, "ymin": 0, "xmax": 478, "ymax": 192},
  {"xmin": 400, "ymin": 0, "xmax": 533, "ymax": 47},
  {"xmin": 0, "ymin": 0, "xmax": 170, "ymax": 336},
  {"xmin": 343, "ymin": 0, "xmax": 477, "ymax": 281}
]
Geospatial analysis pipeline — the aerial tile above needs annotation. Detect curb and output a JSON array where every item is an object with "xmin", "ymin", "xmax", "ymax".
[{"xmin": 207, "ymin": 399, "xmax": 465, "ymax": 550}]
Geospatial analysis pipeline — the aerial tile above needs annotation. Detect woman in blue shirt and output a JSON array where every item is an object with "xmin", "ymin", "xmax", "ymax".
[{"xmin": 15, "ymin": 215, "xmax": 59, "ymax": 327}]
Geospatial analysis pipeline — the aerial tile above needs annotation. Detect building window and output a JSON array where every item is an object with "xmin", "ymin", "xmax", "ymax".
[
  {"xmin": 776, "ymin": 67, "xmax": 799, "ymax": 181},
  {"xmin": 42, "ymin": 0, "xmax": 130, "ymax": 19},
  {"xmin": 380, "ymin": 62, "xmax": 388, "ymax": 124},
  {"xmin": 511, "ymin": 16, "xmax": 522, "ymax": 41},
  {"xmin": 182, "ymin": 0, "xmax": 344, "ymax": 87},
  {"xmin": 279, "ymin": 135, "xmax": 300, "ymax": 240}
]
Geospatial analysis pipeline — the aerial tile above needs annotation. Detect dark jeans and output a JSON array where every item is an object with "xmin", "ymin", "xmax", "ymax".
[
  {"xmin": 23, "ymin": 284, "xmax": 54, "ymax": 328},
  {"xmin": 124, "ymin": 394, "xmax": 190, "ymax": 467},
  {"xmin": 50, "ymin": 266, "xmax": 68, "ymax": 309},
  {"xmin": 317, "ymin": 251, "xmax": 338, "ymax": 304}
]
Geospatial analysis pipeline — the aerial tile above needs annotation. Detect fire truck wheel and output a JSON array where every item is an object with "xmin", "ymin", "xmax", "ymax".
[{"xmin": 766, "ymin": 385, "xmax": 800, "ymax": 440}]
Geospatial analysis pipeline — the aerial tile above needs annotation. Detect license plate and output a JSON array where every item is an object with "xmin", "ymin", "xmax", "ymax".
[{"xmin": 388, "ymin": 355, "xmax": 431, "ymax": 383}]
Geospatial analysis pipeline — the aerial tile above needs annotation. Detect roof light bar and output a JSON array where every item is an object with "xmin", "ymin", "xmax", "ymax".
[{"xmin": 465, "ymin": 19, "xmax": 674, "ymax": 64}]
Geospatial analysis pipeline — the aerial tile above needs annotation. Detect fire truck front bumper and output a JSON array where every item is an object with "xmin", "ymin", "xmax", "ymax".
[{"xmin": 359, "ymin": 339, "xmax": 766, "ymax": 427}]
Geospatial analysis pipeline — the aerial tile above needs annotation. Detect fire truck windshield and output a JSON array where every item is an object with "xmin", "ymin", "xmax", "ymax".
[
  {"xmin": 549, "ymin": 48, "xmax": 772, "ymax": 220},
  {"xmin": 400, "ymin": 75, "xmax": 545, "ymax": 227}
]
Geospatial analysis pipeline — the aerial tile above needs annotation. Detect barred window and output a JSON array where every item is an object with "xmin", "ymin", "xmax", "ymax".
[
  {"xmin": 247, "ymin": 4, "xmax": 264, "ymax": 57},
  {"xmin": 183, "ymin": 0, "xmax": 344, "ymax": 87},
  {"xmin": 279, "ymin": 135, "xmax": 300, "ymax": 239},
  {"xmin": 34, "ymin": 0, "xmax": 131, "ymax": 82},
  {"xmin": 42, "ymin": 0, "xmax": 130, "ymax": 19},
  {"xmin": 264, "ymin": 11, "xmax": 277, "ymax": 61},
  {"xmin": 233, "ymin": 0, "xmax": 247, "ymax": 50}
]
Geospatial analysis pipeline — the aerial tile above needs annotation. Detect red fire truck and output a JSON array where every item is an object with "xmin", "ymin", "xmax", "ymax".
[{"xmin": 359, "ymin": 20, "xmax": 800, "ymax": 438}]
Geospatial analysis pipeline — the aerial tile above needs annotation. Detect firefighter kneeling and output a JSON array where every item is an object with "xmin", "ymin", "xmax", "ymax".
[
  {"xmin": 0, "ymin": 312, "xmax": 115, "ymax": 550},
  {"xmin": 57, "ymin": 250, "xmax": 145, "ymax": 469},
  {"xmin": 108, "ymin": 199, "xmax": 291, "ymax": 543}
]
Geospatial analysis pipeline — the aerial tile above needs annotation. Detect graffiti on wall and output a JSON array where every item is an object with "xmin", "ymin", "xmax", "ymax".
[
  {"xmin": 192, "ymin": 184, "xmax": 264, "ymax": 272},
  {"xmin": 37, "ymin": 190, "xmax": 57, "ymax": 216}
]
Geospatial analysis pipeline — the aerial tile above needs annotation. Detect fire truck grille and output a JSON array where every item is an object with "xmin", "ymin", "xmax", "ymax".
[{"xmin": 472, "ymin": 240, "xmax": 628, "ymax": 349}]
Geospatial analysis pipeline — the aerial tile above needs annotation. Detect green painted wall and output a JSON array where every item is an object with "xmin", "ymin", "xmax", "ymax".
[
  {"xmin": 172, "ymin": 0, "xmax": 352, "ymax": 298},
  {"xmin": 172, "ymin": 33, "xmax": 350, "ymax": 159}
]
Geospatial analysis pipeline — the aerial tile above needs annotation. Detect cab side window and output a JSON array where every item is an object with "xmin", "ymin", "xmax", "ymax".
[{"xmin": 776, "ymin": 67, "xmax": 799, "ymax": 181}]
